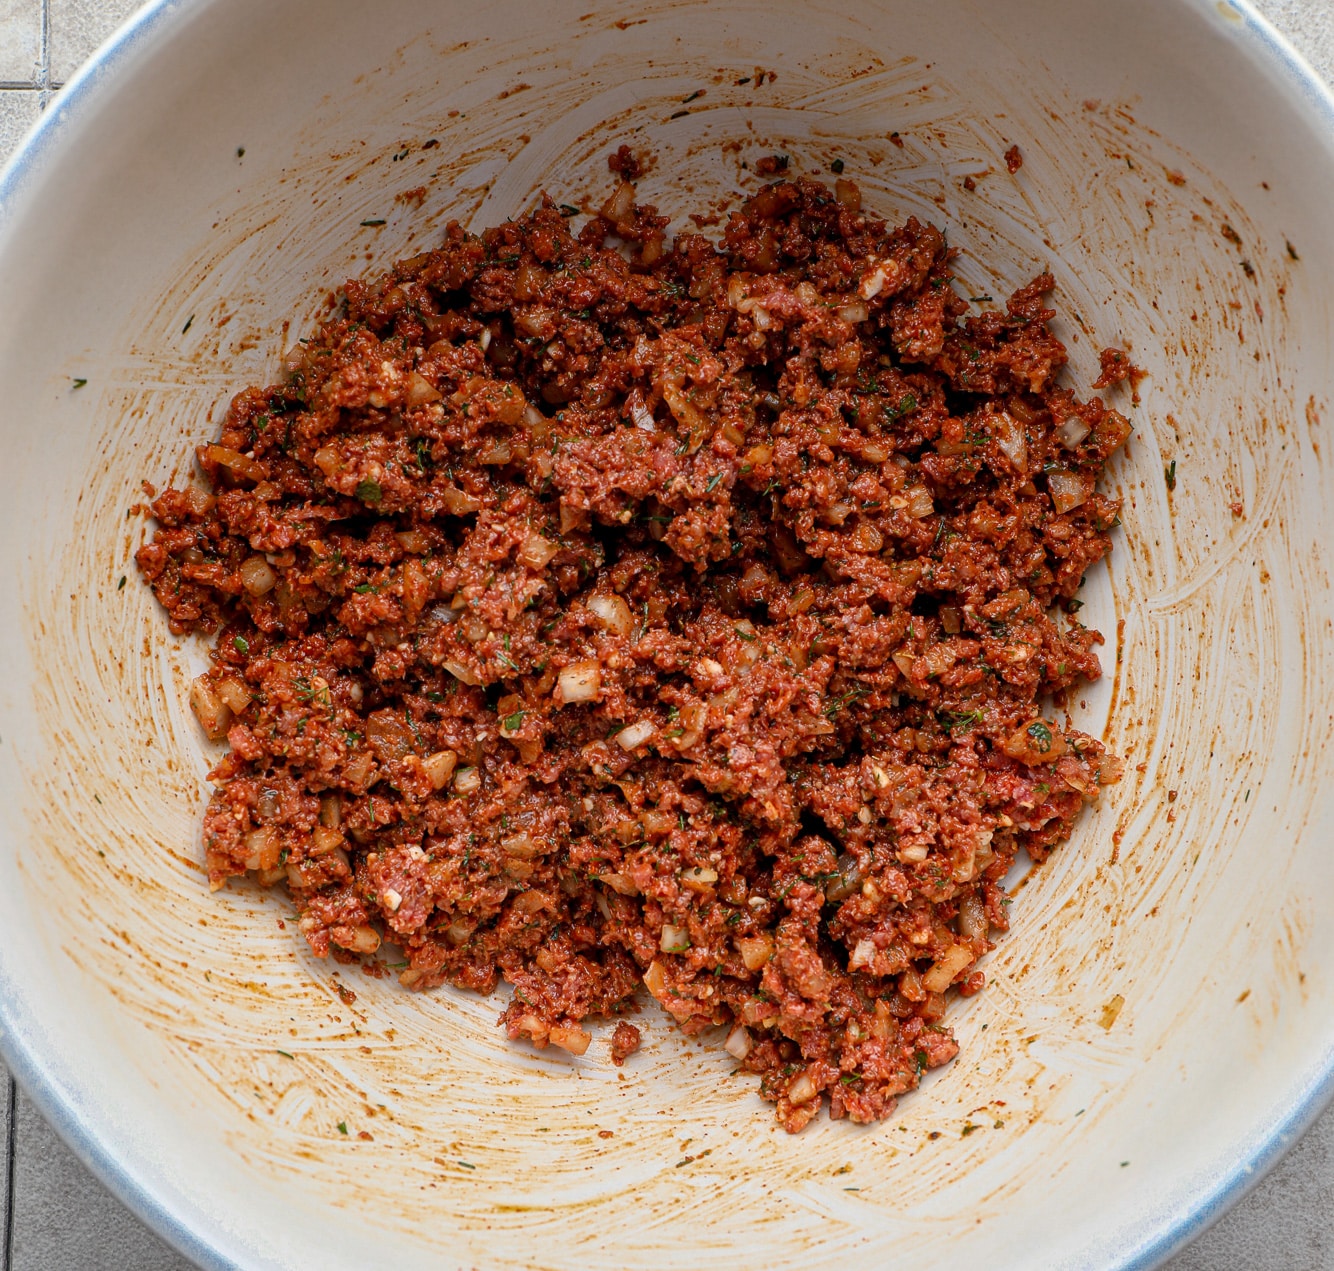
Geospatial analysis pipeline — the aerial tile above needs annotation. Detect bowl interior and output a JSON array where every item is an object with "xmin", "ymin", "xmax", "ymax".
[{"xmin": 1, "ymin": 1, "xmax": 1333, "ymax": 1267}]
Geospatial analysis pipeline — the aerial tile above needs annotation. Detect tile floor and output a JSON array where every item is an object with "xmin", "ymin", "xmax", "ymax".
[{"xmin": 1, "ymin": 0, "xmax": 1332, "ymax": 1267}]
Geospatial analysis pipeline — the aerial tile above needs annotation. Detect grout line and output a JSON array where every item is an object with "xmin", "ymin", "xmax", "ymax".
[
  {"xmin": 37, "ymin": 0, "xmax": 52, "ymax": 110},
  {"xmin": 4, "ymin": 1076, "xmax": 16, "ymax": 1271}
]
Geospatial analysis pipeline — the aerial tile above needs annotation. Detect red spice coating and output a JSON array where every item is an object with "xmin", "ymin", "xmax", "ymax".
[{"xmin": 137, "ymin": 168, "xmax": 1127, "ymax": 1131}]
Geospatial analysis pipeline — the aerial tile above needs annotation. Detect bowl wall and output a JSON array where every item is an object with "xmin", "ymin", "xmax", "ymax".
[{"xmin": 1, "ymin": 1, "xmax": 1333, "ymax": 1268}]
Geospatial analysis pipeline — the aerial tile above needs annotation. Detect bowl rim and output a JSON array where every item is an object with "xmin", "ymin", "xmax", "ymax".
[{"xmin": 1, "ymin": 1, "xmax": 1333, "ymax": 1267}]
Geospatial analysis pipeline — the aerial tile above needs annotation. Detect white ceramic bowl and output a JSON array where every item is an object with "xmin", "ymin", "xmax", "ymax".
[{"xmin": 2, "ymin": 1, "xmax": 1332, "ymax": 1267}]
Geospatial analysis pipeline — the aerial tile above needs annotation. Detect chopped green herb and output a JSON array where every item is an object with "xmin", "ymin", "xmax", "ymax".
[
  {"xmin": 359, "ymin": 218, "xmax": 387, "ymax": 227},
  {"xmin": 117, "ymin": 575, "xmax": 127, "ymax": 590},
  {"xmin": 705, "ymin": 473, "xmax": 724, "ymax": 493},
  {"xmin": 276, "ymin": 1050, "xmax": 294, "ymax": 1059},
  {"xmin": 1026, "ymin": 720, "xmax": 1054, "ymax": 748},
  {"xmin": 682, "ymin": 89, "xmax": 704, "ymax": 104},
  {"xmin": 503, "ymin": 710, "xmax": 525, "ymax": 731},
  {"xmin": 830, "ymin": 158, "xmax": 844, "ymax": 174},
  {"xmin": 559, "ymin": 204, "xmax": 580, "ymax": 217},
  {"xmin": 337, "ymin": 1122, "xmax": 349, "ymax": 1135},
  {"xmin": 355, "ymin": 479, "xmax": 383, "ymax": 505},
  {"xmin": 669, "ymin": 109, "xmax": 690, "ymax": 120},
  {"xmin": 968, "ymin": 294, "xmax": 993, "ymax": 303},
  {"xmin": 234, "ymin": 636, "xmax": 249, "ymax": 654},
  {"xmin": 182, "ymin": 314, "xmax": 194, "ymax": 335},
  {"xmin": 1165, "ymin": 460, "xmax": 1176, "ymax": 491},
  {"xmin": 71, "ymin": 377, "xmax": 87, "ymax": 389},
  {"xmin": 458, "ymin": 1160, "xmax": 477, "ymax": 1170}
]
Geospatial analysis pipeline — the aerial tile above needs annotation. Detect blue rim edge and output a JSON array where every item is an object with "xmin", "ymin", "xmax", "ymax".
[{"xmin": 0, "ymin": 2, "xmax": 1331, "ymax": 1269}]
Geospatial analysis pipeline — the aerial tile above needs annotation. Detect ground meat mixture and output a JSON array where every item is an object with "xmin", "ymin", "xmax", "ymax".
[{"xmin": 137, "ymin": 161, "xmax": 1128, "ymax": 1132}]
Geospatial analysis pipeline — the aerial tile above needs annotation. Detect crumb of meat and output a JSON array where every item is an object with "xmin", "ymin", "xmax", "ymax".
[
  {"xmin": 138, "ymin": 164, "xmax": 1129, "ymax": 1133},
  {"xmin": 1094, "ymin": 346, "xmax": 1135, "ymax": 388},
  {"xmin": 1004, "ymin": 145, "xmax": 1023, "ymax": 174},
  {"xmin": 754, "ymin": 153, "xmax": 789, "ymax": 176},
  {"xmin": 607, "ymin": 144, "xmax": 644, "ymax": 180},
  {"xmin": 610, "ymin": 1022, "xmax": 642, "ymax": 1065}
]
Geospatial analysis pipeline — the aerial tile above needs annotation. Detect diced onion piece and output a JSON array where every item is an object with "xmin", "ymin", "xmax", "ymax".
[
  {"xmin": 445, "ymin": 918, "xmax": 472, "ymax": 946},
  {"xmin": 518, "ymin": 533, "xmax": 559, "ymax": 569},
  {"xmin": 858, "ymin": 258, "xmax": 901, "ymax": 300},
  {"xmin": 833, "ymin": 177, "xmax": 862, "ymax": 210},
  {"xmin": 1099, "ymin": 753, "xmax": 1126, "ymax": 784},
  {"xmin": 421, "ymin": 750, "xmax": 457, "ymax": 789},
  {"xmin": 548, "ymin": 1024, "xmax": 592, "ymax": 1056},
  {"xmin": 679, "ymin": 866, "xmax": 718, "ymax": 892},
  {"xmin": 825, "ymin": 853, "xmax": 864, "ymax": 903},
  {"xmin": 616, "ymin": 720, "xmax": 655, "ymax": 751},
  {"xmin": 501, "ymin": 832, "xmax": 540, "ymax": 860},
  {"xmin": 922, "ymin": 943, "xmax": 975, "ymax": 993},
  {"xmin": 626, "ymin": 389, "xmax": 655, "ymax": 432},
  {"xmin": 395, "ymin": 529, "xmax": 430, "ymax": 554},
  {"xmin": 787, "ymin": 1071, "xmax": 818, "ymax": 1105},
  {"xmin": 477, "ymin": 439, "xmax": 512, "ymax": 465},
  {"xmin": 598, "ymin": 872, "xmax": 639, "ymax": 896},
  {"xmin": 959, "ymin": 893, "xmax": 989, "ymax": 941},
  {"xmin": 892, "ymin": 651, "xmax": 918, "ymax": 682},
  {"xmin": 851, "ymin": 522, "xmax": 883, "ymax": 554},
  {"xmin": 743, "ymin": 443, "xmax": 773, "ymax": 469},
  {"xmin": 558, "ymin": 502, "xmax": 585, "ymax": 534},
  {"xmin": 202, "ymin": 444, "xmax": 266, "ymax": 483},
  {"xmin": 319, "ymin": 794, "xmax": 342, "ymax": 827},
  {"xmin": 404, "ymin": 370, "xmax": 442, "ymax": 407},
  {"xmin": 837, "ymin": 301, "xmax": 869, "ymax": 324},
  {"xmin": 659, "ymin": 924, "xmax": 691, "ymax": 953},
  {"xmin": 242, "ymin": 826, "xmax": 281, "ymax": 871},
  {"xmin": 724, "ymin": 1024, "xmax": 753, "ymax": 1061},
  {"xmin": 311, "ymin": 825, "xmax": 345, "ymax": 855},
  {"xmin": 453, "ymin": 765, "xmax": 481, "ymax": 794},
  {"xmin": 339, "ymin": 925, "xmax": 381, "ymax": 954},
  {"xmin": 1059, "ymin": 415, "xmax": 1092, "ymax": 448},
  {"xmin": 661, "ymin": 382, "xmax": 712, "ymax": 452},
  {"xmin": 440, "ymin": 485, "xmax": 482, "ymax": 515},
  {"xmin": 587, "ymin": 593, "xmax": 634, "ymax": 636},
  {"xmin": 513, "ymin": 261, "xmax": 545, "ymax": 301},
  {"xmin": 601, "ymin": 180, "xmax": 636, "ymax": 223},
  {"xmin": 1047, "ymin": 468, "xmax": 1095, "ymax": 514},
  {"xmin": 904, "ymin": 485, "xmax": 935, "ymax": 518},
  {"xmin": 557, "ymin": 660, "xmax": 601, "ymax": 705},
  {"xmin": 181, "ymin": 486, "xmax": 214, "ymax": 517},
  {"xmin": 442, "ymin": 660, "xmax": 482, "ymax": 687},
  {"xmin": 849, "ymin": 938, "xmax": 876, "ymax": 971},
  {"xmin": 188, "ymin": 676, "xmax": 232, "ymax": 741},
  {"xmin": 991, "ymin": 409, "xmax": 1028, "ymax": 472},
  {"xmin": 899, "ymin": 843, "xmax": 930, "ymax": 863},
  {"xmin": 239, "ymin": 556, "xmax": 278, "ymax": 596},
  {"xmin": 643, "ymin": 959, "xmax": 669, "ymax": 1000},
  {"xmin": 735, "ymin": 933, "xmax": 775, "ymax": 971},
  {"xmin": 216, "ymin": 676, "xmax": 252, "ymax": 714}
]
